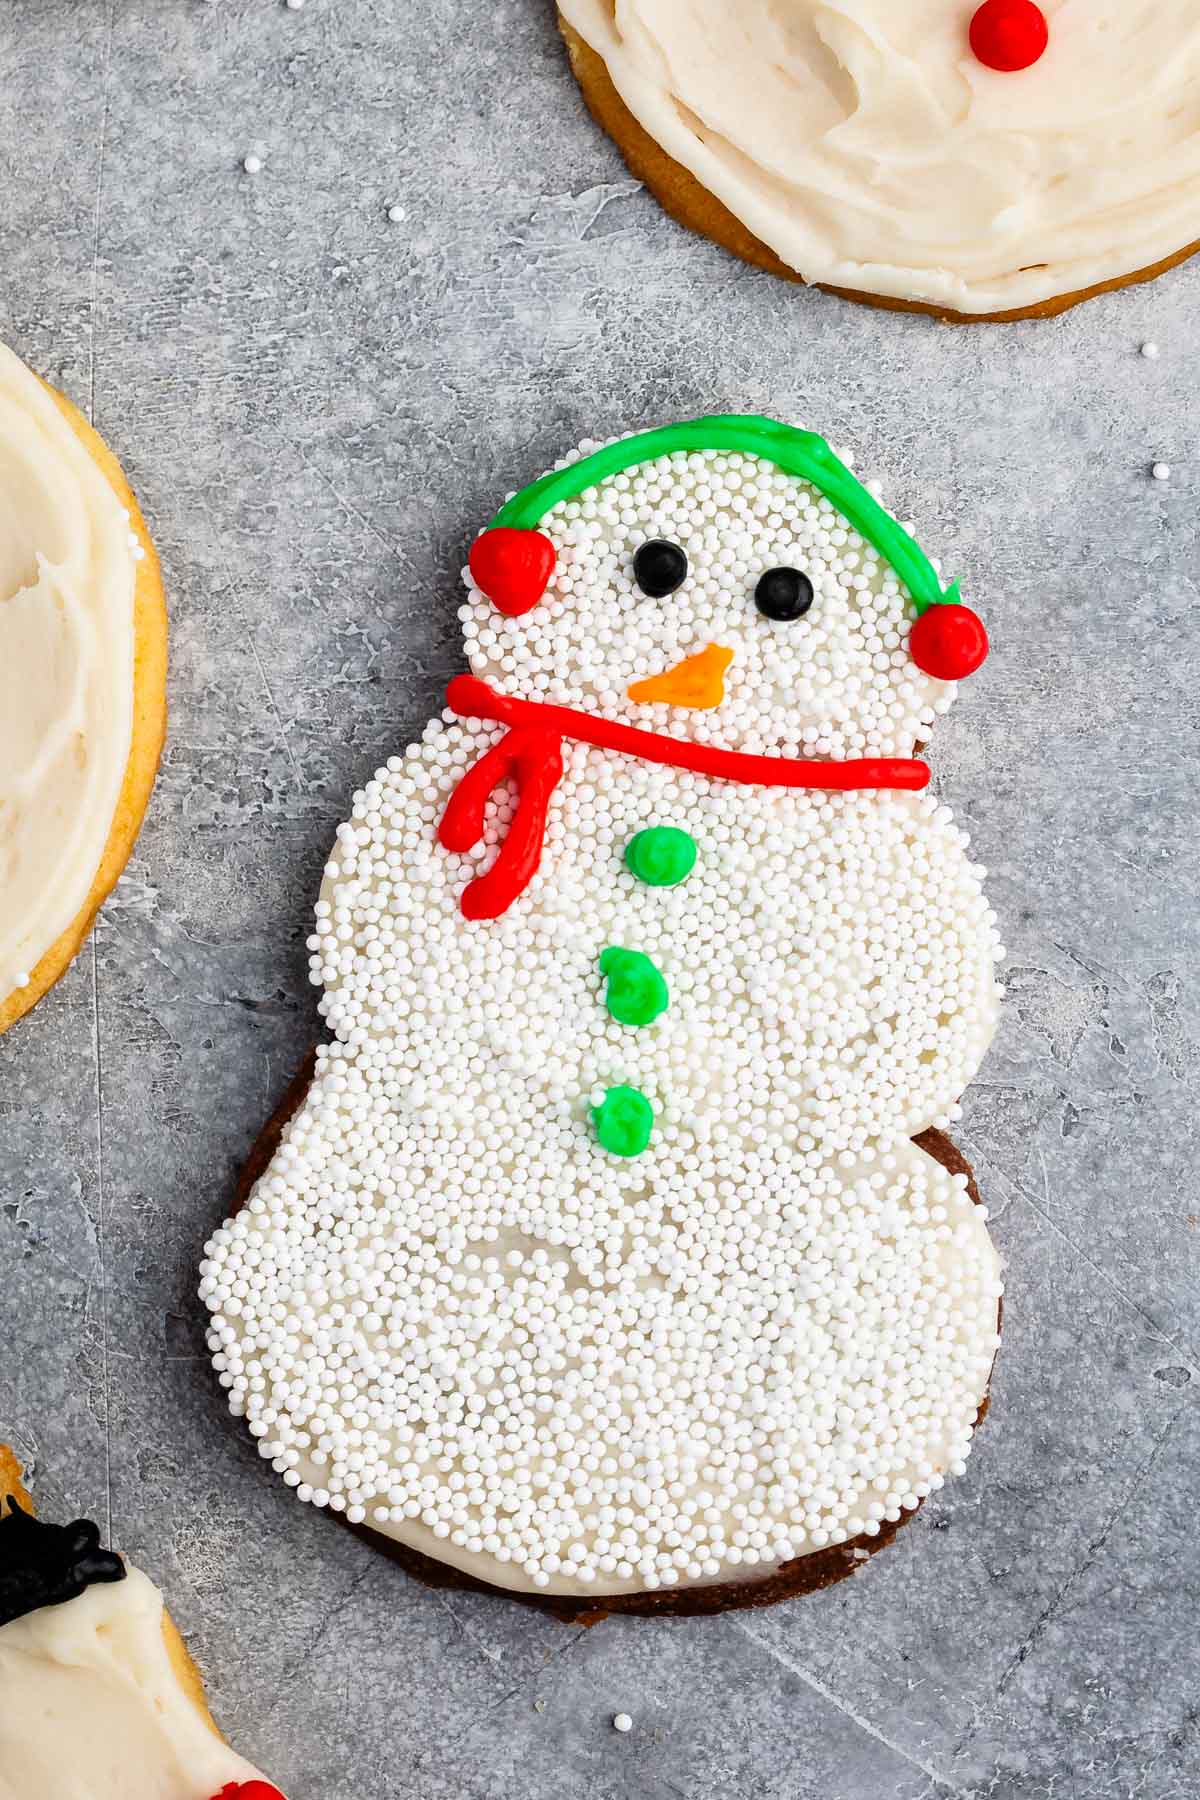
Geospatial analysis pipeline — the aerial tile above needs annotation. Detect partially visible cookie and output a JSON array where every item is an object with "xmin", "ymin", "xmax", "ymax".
[
  {"xmin": 0, "ymin": 346, "xmax": 167, "ymax": 1035},
  {"xmin": 0, "ymin": 1446, "xmax": 284, "ymax": 1799},
  {"xmin": 557, "ymin": 6, "xmax": 1200, "ymax": 322}
]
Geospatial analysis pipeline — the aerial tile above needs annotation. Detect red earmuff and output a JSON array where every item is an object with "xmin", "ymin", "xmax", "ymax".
[
  {"xmin": 909, "ymin": 603, "xmax": 989, "ymax": 681},
  {"xmin": 468, "ymin": 527, "xmax": 556, "ymax": 617}
]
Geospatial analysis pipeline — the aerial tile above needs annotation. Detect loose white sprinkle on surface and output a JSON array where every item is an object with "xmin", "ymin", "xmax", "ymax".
[
  {"xmin": 1152, "ymin": 462, "xmax": 1171, "ymax": 481},
  {"xmin": 613, "ymin": 1714, "xmax": 634, "ymax": 1734},
  {"xmin": 1140, "ymin": 342, "xmax": 1160, "ymax": 360},
  {"xmin": 387, "ymin": 204, "xmax": 406, "ymax": 223},
  {"xmin": 243, "ymin": 154, "xmax": 263, "ymax": 175}
]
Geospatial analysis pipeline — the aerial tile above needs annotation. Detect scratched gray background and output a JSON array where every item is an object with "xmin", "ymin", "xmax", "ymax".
[{"xmin": 1, "ymin": 2, "xmax": 1197, "ymax": 1796}]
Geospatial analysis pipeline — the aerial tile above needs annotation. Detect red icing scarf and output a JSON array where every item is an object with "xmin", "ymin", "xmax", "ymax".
[{"xmin": 439, "ymin": 673, "xmax": 930, "ymax": 920}]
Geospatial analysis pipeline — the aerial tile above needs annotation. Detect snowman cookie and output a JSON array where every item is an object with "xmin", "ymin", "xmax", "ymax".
[
  {"xmin": 0, "ymin": 342, "xmax": 167, "ymax": 1035},
  {"xmin": 0, "ymin": 1446, "xmax": 285, "ymax": 1798},
  {"xmin": 203, "ymin": 416, "xmax": 1005, "ymax": 1616},
  {"xmin": 558, "ymin": 2, "xmax": 1200, "ymax": 321}
]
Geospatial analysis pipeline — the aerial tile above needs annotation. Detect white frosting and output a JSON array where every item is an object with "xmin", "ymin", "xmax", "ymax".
[
  {"xmin": 0, "ymin": 1566, "xmax": 274, "ymax": 1798},
  {"xmin": 0, "ymin": 344, "xmax": 136, "ymax": 1001},
  {"xmin": 203, "ymin": 438, "xmax": 1004, "ymax": 1599},
  {"xmin": 559, "ymin": 0, "xmax": 1200, "ymax": 313}
]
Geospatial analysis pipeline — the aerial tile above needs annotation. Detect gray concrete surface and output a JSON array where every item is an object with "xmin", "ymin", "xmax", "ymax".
[{"xmin": 1, "ymin": 3, "xmax": 1197, "ymax": 1796}]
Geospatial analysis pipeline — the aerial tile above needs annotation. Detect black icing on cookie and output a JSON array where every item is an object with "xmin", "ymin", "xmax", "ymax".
[{"xmin": 0, "ymin": 1495, "xmax": 125, "ymax": 1626}]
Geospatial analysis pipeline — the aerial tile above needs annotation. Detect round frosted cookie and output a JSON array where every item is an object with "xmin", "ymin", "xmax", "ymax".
[
  {"xmin": 0, "ymin": 344, "xmax": 167, "ymax": 1035},
  {"xmin": 203, "ymin": 416, "xmax": 1006, "ymax": 1615},
  {"xmin": 557, "ymin": 4, "xmax": 1200, "ymax": 322},
  {"xmin": 0, "ymin": 1446, "xmax": 285, "ymax": 1798}
]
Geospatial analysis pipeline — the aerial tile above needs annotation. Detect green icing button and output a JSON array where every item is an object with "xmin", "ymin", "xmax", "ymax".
[
  {"xmin": 591, "ymin": 1085, "xmax": 654, "ymax": 1157},
  {"xmin": 624, "ymin": 826, "xmax": 697, "ymax": 888},
  {"xmin": 599, "ymin": 947, "xmax": 669, "ymax": 1027}
]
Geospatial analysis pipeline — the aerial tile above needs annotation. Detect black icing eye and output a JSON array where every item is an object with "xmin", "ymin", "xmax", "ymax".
[
  {"xmin": 755, "ymin": 566, "xmax": 814, "ymax": 622},
  {"xmin": 633, "ymin": 539, "xmax": 688, "ymax": 598}
]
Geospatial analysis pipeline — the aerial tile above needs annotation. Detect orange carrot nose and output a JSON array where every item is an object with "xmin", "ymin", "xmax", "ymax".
[{"xmin": 627, "ymin": 643, "xmax": 734, "ymax": 710}]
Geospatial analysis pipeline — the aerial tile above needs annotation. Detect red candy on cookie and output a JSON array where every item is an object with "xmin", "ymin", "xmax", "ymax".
[
  {"xmin": 969, "ymin": 0, "xmax": 1049, "ymax": 72},
  {"xmin": 908, "ymin": 603, "xmax": 990, "ymax": 681},
  {"xmin": 468, "ymin": 526, "xmax": 556, "ymax": 616},
  {"xmin": 209, "ymin": 1785, "xmax": 287, "ymax": 1800}
]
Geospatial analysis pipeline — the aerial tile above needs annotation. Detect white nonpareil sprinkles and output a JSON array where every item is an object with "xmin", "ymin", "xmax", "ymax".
[{"xmin": 202, "ymin": 434, "xmax": 1004, "ymax": 1598}]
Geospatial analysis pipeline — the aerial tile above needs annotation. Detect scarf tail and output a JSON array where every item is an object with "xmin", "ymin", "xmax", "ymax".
[{"xmin": 439, "ymin": 724, "xmax": 565, "ymax": 921}]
